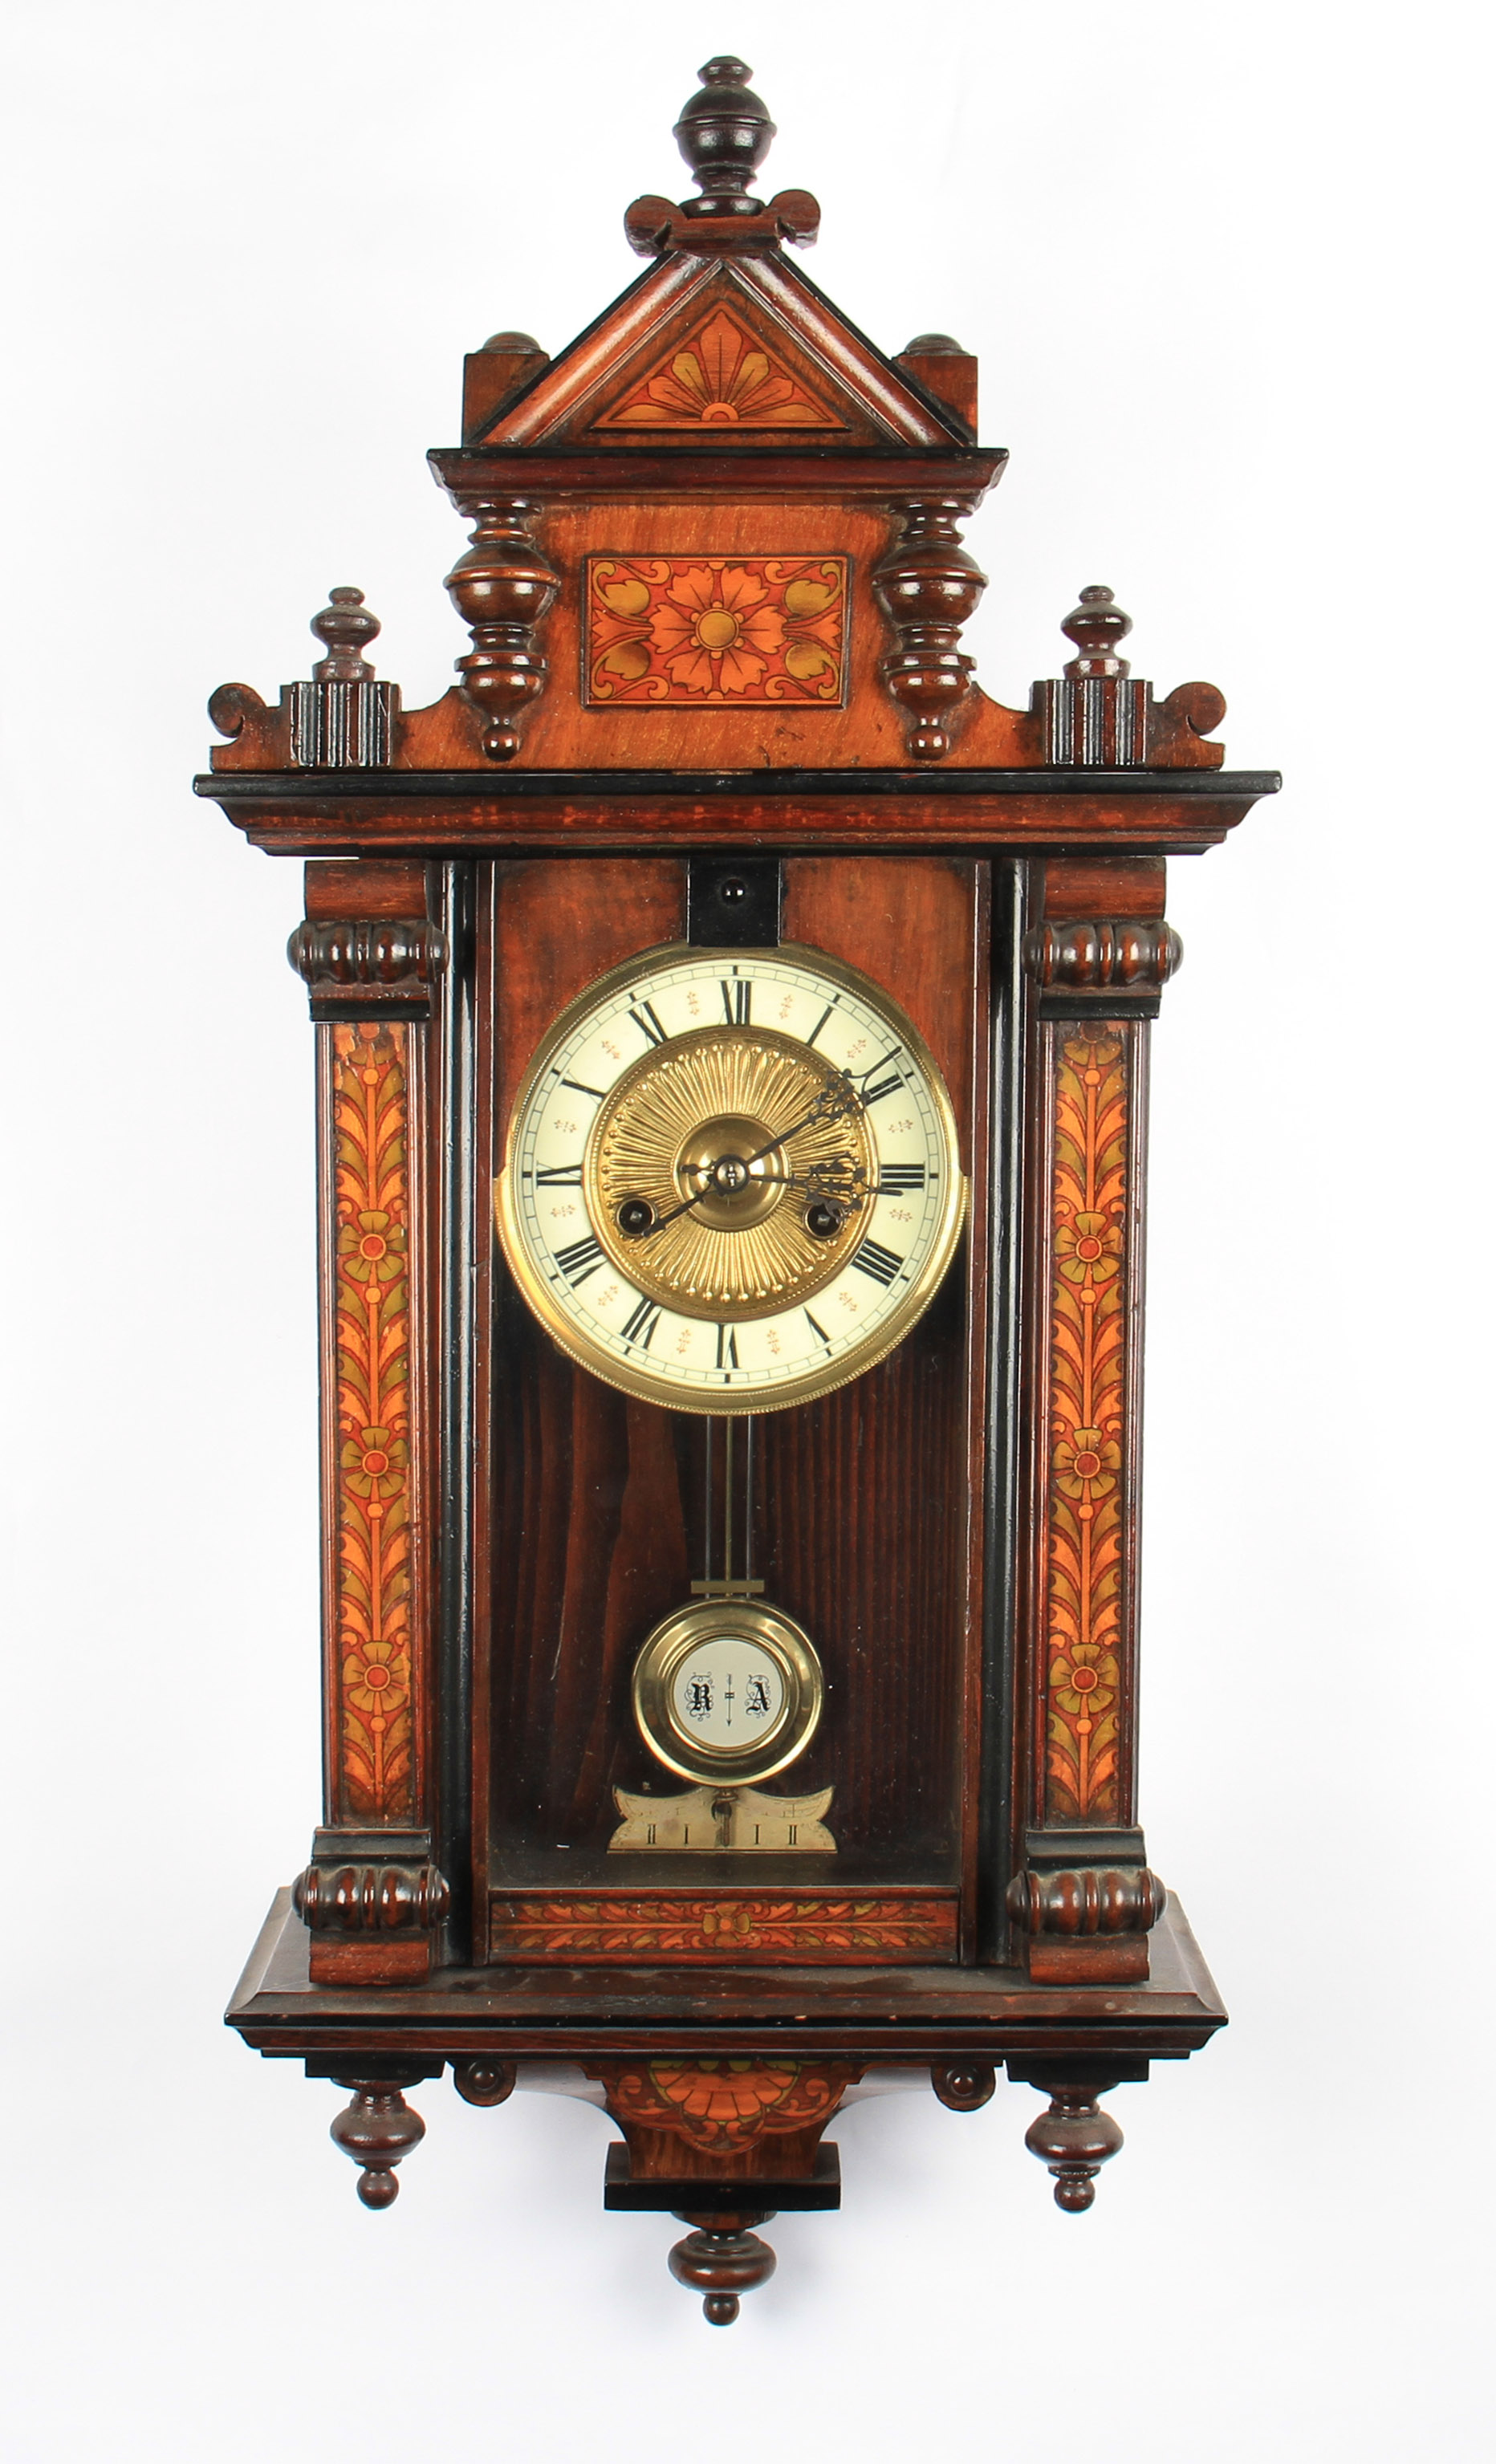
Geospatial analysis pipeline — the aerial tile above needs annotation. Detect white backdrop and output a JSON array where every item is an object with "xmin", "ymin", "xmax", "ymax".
[{"xmin": 2, "ymin": 4, "xmax": 1490, "ymax": 2458}]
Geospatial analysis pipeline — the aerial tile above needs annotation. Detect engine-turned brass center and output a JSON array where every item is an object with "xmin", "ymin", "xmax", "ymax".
[{"xmin": 587, "ymin": 1026, "xmax": 876, "ymax": 1318}]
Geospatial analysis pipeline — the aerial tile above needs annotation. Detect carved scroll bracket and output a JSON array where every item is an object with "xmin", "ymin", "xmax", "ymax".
[
  {"xmin": 443, "ymin": 496, "xmax": 559, "ymax": 760},
  {"xmin": 872, "ymin": 496, "xmax": 987, "ymax": 759}
]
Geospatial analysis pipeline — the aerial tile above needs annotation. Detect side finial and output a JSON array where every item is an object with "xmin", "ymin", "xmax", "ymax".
[
  {"xmin": 1061, "ymin": 584, "xmax": 1132, "ymax": 679},
  {"xmin": 311, "ymin": 585, "xmax": 380, "ymax": 681},
  {"xmin": 673, "ymin": 57, "xmax": 776, "ymax": 217}
]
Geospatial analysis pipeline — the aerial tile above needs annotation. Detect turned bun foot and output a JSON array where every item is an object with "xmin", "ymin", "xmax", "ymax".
[
  {"xmin": 452, "ymin": 2058, "xmax": 517, "ymax": 2108},
  {"xmin": 932, "ymin": 2061, "xmax": 997, "ymax": 2112},
  {"xmin": 669, "ymin": 2213, "xmax": 777, "ymax": 2325},
  {"xmin": 330, "ymin": 2076, "xmax": 427, "ymax": 2209},
  {"xmin": 1023, "ymin": 2085, "xmax": 1124, "ymax": 2211}
]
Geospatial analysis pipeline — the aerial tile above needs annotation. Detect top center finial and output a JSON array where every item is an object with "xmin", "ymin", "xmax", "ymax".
[{"xmin": 673, "ymin": 56, "xmax": 777, "ymax": 218}]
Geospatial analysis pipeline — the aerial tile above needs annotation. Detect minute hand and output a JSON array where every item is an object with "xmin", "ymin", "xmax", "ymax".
[{"xmin": 738, "ymin": 1075, "xmax": 864, "ymax": 1171}]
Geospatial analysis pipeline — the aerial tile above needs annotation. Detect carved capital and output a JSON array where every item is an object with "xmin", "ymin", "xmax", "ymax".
[
  {"xmin": 287, "ymin": 917, "xmax": 448, "ymax": 1020},
  {"xmin": 1006, "ymin": 1864, "xmax": 1165, "ymax": 1937},
  {"xmin": 443, "ymin": 496, "xmax": 559, "ymax": 760},
  {"xmin": 293, "ymin": 1857, "xmax": 451, "ymax": 1933},
  {"xmin": 1022, "ymin": 920, "xmax": 1182, "ymax": 998},
  {"xmin": 872, "ymin": 496, "xmax": 987, "ymax": 760},
  {"xmin": 295, "ymin": 1827, "xmax": 446, "ymax": 1984}
]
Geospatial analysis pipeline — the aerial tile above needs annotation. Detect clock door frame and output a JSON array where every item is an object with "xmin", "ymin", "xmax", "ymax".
[{"xmin": 464, "ymin": 847, "xmax": 1016, "ymax": 1968}]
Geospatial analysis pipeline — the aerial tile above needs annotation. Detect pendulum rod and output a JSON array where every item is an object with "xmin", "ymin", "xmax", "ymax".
[{"xmin": 693, "ymin": 1417, "xmax": 762, "ymax": 1598}]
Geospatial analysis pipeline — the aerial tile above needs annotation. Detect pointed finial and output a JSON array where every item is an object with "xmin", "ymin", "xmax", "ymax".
[
  {"xmin": 1061, "ymin": 585, "xmax": 1132, "ymax": 679},
  {"xmin": 310, "ymin": 585, "xmax": 380, "ymax": 681},
  {"xmin": 673, "ymin": 57, "xmax": 777, "ymax": 218}
]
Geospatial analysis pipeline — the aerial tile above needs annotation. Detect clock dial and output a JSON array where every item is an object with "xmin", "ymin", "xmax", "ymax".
[
  {"xmin": 495, "ymin": 942, "xmax": 966, "ymax": 1413},
  {"xmin": 632, "ymin": 1598, "xmax": 824, "ymax": 1787}
]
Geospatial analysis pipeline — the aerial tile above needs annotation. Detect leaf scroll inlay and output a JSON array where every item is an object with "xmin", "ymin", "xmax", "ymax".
[
  {"xmin": 330, "ymin": 1023, "xmax": 414, "ymax": 1820},
  {"xmin": 1043, "ymin": 1027, "xmax": 1130, "ymax": 1820}
]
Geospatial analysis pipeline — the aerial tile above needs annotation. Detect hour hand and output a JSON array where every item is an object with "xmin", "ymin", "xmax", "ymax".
[{"xmin": 617, "ymin": 1175, "xmax": 709, "ymax": 1238}]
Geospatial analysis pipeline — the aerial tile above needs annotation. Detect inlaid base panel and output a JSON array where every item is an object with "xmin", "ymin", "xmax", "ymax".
[{"xmin": 487, "ymin": 1885, "xmax": 959, "ymax": 1963}]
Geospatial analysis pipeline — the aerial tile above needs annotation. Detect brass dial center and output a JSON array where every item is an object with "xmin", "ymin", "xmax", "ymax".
[{"xmin": 587, "ymin": 1026, "xmax": 876, "ymax": 1318}]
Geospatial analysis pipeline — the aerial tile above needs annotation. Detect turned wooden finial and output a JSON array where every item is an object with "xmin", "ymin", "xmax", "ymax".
[
  {"xmin": 329, "ymin": 2075, "xmax": 427, "ymax": 2208},
  {"xmin": 311, "ymin": 585, "xmax": 380, "ymax": 681},
  {"xmin": 1061, "ymin": 584, "xmax": 1132, "ymax": 679},
  {"xmin": 669, "ymin": 2213, "xmax": 778, "ymax": 2325},
  {"xmin": 1023, "ymin": 2084, "xmax": 1124, "ymax": 2210},
  {"xmin": 674, "ymin": 57, "xmax": 776, "ymax": 216}
]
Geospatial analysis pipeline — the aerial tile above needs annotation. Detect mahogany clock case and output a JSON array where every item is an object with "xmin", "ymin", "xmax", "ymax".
[{"xmin": 202, "ymin": 53, "xmax": 1278, "ymax": 2311}]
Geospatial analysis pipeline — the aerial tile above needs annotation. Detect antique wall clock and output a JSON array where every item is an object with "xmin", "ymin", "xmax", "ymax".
[{"xmin": 203, "ymin": 58, "xmax": 1278, "ymax": 2322}]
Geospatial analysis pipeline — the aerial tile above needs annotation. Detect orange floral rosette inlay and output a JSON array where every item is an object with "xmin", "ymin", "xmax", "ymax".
[{"xmin": 587, "ymin": 556, "xmax": 847, "ymax": 705}]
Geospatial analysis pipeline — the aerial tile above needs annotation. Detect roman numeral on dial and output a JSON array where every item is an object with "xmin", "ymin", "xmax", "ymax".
[
  {"xmin": 620, "ymin": 1295, "xmax": 662, "ymax": 1349},
  {"xmin": 628, "ymin": 1001, "xmax": 668, "ymax": 1047},
  {"xmin": 722, "ymin": 979, "xmax": 753, "ymax": 1025},
  {"xmin": 878, "ymin": 1164, "xmax": 926, "ymax": 1193},
  {"xmin": 535, "ymin": 1163, "xmax": 583, "ymax": 1186},
  {"xmin": 715, "ymin": 1324, "xmax": 741, "ymax": 1370},
  {"xmin": 553, "ymin": 1234, "xmax": 604, "ymax": 1287},
  {"xmin": 860, "ymin": 1065, "xmax": 905, "ymax": 1106},
  {"xmin": 852, "ymin": 1238, "xmax": 905, "ymax": 1287}
]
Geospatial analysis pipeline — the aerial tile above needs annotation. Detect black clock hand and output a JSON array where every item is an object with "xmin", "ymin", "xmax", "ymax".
[
  {"xmin": 738, "ymin": 1075, "xmax": 862, "ymax": 1171},
  {"xmin": 757, "ymin": 1155, "xmax": 868, "ymax": 1202},
  {"xmin": 625, "ymin": 1171, "xmax": 713, "ymax": 1238}
]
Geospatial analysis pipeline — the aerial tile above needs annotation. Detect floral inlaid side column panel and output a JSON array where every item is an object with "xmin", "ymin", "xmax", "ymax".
[
  {"xmin": 1009, "ymin": 861, "xmax": 1178, "ymax": 1985},
  {"xmin": 1038, "ymin": 1018, "xmax": 1138, "ymax": 1828},
  {"xmin": 323, "ymin": 1023, "xmax": 420, "ymax": 1827},
  {"xmin": 287, "ymin": 859, "xmax": 451, "ymax": 1984}
]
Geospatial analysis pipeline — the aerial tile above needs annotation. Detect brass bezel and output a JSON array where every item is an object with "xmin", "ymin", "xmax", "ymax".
[
  {"xmin": 494, "ymin": 941, "xmax": 968, "ymax": 1415},
  {"xmin": 632, "ymin": 1597, "xmax": 824, "ymax": 1787}
]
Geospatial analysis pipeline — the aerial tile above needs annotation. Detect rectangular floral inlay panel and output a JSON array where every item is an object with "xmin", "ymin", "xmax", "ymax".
[{"xmin": 585, "ymin": 556, "xmax": 848, "ymax": 706}]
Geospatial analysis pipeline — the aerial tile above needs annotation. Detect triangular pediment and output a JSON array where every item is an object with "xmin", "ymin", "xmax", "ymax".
[
  {"xmin": 474, "ymin": 253, "xmax": 966, "ymax": 451},
  {"xmin": 592, "ymin": 300, "xmax": 846, "ymax": 433}
]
